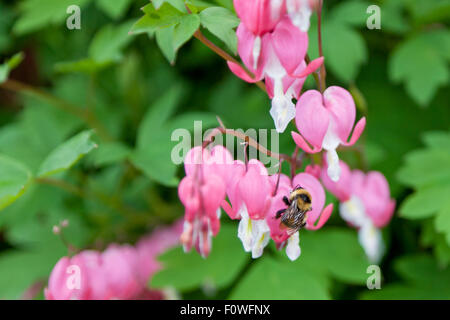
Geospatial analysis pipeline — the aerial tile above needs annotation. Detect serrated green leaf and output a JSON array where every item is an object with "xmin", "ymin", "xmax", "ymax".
[
  {"xmin": 199, "ymin": 7, "xmax": 239, "ymax": 54},
  {"xmin": 389, "ymin": 31, "xmax": 449, "ymax": 106},
  {"xmin": 0, "ymin": 155, "xmax": 32, "ymax": 211},
  {"xmin": 37, "ymin": 130, "xmax": 97, "ymax": 177}
]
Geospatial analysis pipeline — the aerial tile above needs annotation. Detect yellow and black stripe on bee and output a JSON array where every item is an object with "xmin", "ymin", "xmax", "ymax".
[{"xmin": 275, "ymin": 186, "xmax": 313, "ymax": 235}]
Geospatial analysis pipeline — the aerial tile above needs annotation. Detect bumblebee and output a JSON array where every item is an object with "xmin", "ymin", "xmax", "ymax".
[{"xmin": 275, "ymin": 186, "xmax": 313, "ymax": 235}]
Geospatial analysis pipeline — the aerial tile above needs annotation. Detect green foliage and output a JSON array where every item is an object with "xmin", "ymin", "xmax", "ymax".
[
  {"xmin": 0, "ymin": 0, "xmax": 448, "ymax": 301},
  {"xmin": 361, "ymin": 254, "xmax": 450, "ymax": 299},
  {"xmin": 0, "ymin": 156, "xmax": 32, "ymax": 210},
  {"xmin": 0, "ymin": 52, "xmax": 24, "ymax": 84},
  {"xmin": 13, "ymin": 0, "xmax": 91, "ymax": 35},
  {"xmin": 389, "ymin": 30, "xmax": 450, "ymax": 106},
  {"xmin": 199, "ymin": 7, "xmax": 239, "ymax": 54},
  {"xmin": 397, "ymin": 131, "xmax": 450, "ymax": 245},
  {"xmin": 37, "ymin": 130, "xmax": 97, "ymax": 177},
  {"xmin": 151, "ymin": 224, "xmax": 248, "ymax": 291}
]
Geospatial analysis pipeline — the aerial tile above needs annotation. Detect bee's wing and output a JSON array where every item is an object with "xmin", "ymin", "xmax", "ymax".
[{"xmin": 280, "ymin": 223, "xmax": 298, "ymax": 236}]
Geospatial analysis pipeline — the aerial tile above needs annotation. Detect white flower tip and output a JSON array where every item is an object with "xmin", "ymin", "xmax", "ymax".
[
  {"xmin": 252, "ymin": 36, "xmax": 261, "ymax": 71},
  {"xmin": 326, "ymin": 149, "xmax": 341, "ymax": 182},
  {"xmin": 270, "ymin": 95, "xmax": 296, "ymax": 134},
  {"xmin": 286, "ymin": 232, "xmax": 301, "ymax": 261},
  {"xmin": 358, "ymin": 223, "xmax": 384, "ymax": 264}
]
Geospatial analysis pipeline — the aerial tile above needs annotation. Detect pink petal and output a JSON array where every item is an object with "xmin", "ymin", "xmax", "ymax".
[
  {"xmin": 271, "ymin": 17, "xmax": 308, "ymax": 75},
  {"xmin": 227, "ymin": 61, "xmax": 261, "ymax": 83},
  {"xmin": 341, "ymin": 117, "xmax": 366, "ymax": 146},
  {"xmin": 291, "ymin": 56, "xmax": 324, "ymax": 78},
  {"xmin": 238, "ymin": 160, "xmax": 271, "ymax": 219},
  {"xmin": 291, "ymin": 131, "xmax": 322, "ymax": 153},
  {"xmin": 320, "ymin": 160, "xmax": 352, "ymax": 202},
  {"xmin": 294, "ymin": 90, "xmax": 330, "ymax": 150},
  {"xmin": 306, "ymin": 203, "xmax": 333, "ymax": 230},
  {"xmin": 184, "ymin": 147, "xmax": 208, "ymax": 176},
  {"xmin": 323, "ymin": 86, "xmax": 356, "ymax": 143}
]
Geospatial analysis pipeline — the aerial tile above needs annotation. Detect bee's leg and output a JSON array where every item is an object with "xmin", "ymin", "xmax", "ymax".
[
  {"xmin": 282, "ymin": 196, "xmax": 290, "ymax": 206},
  {"xmin": 275, "ymin": 209, "xmax": 286, "ymax": 219},
  {"xmin": 300, "ymin": 222, "xmax": 307, "ymax": 229}
]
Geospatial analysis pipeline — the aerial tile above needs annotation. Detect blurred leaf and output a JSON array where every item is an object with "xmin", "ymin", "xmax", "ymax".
[
  {"xmin": 381, "ymin": 0, "xmax": 410, "ymax": 34},
  {"xmin": 309, "ymin": 19, "xmax": 367, "ymax": 83},
  {"xmin": 89, "ymin": 142, "xmax": 131, "ymax": 167},
  {"xmin": 89, "ymin": 21, "xmax": 135, "ymax": 63},
  {"xmin": 230, "ymin": 256, "xmax": 330, "ymax": 299},
  {"xmin": 389, "ymin": 30, "xmax": 450, "ymax": 106},
  {"xmin": 398, "ymin": 130, "xmax": 450, "ymax": 244},
  {"xmin": 37, "ymin": 130, "xmax": 97, "ymax": 177},
  {"xmin": 405, "ymin": 0, "xmax": 450, "ymax": 25},
  {"xmin": 199, "ymin": 7, "xmax": 239, "ymax": 54},
  {"xmin": 361, "ymin": 254, "xmax": 450, "ymax": 299},
  {"xmin": 13, "ymin": 0, "xmax": 91, "ymax": 35},
  {"xmin": 0, "ymin": 242, "xmax": 65, "ymax": 299},
  {"xmin": 151, "ymin": 224, "xmax": 248, "ymax": 291},
  {"xmin": 0, "ymin": 52, "xmax": 24, "ymax": 84},
  {"xmin": 153, "ymin": 0, "xmax": 188, "ymax": 13},
  {"xmin": 298, "ymin": 228, "xmax": 371, "ymax": 284},
  {"xmin": 96, "ymin": 0, "xmax": 132, "ymax": 19},
  {"xmin": 0, "ymin": 155, "xmax": 32, "ymax": 211},
  {"xmin": 330, "ymin": 0, "xmax": 371, "ymax": 27}
]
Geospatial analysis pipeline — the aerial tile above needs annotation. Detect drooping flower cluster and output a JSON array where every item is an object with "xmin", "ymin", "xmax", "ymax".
[
  {"xmin": 228, "ymin": 0, "xmax": 323, "ymax": 133},
  {"xmin": 45, "ymin": 220, "xmax": 182, "ymax": 300},
  {"xmin": 321, "ymin": 160, "xmax": 395, "ymax": 263},
  {"xmin": 178, "ymin": 145, "xmax": 333, "ymax": 261}
]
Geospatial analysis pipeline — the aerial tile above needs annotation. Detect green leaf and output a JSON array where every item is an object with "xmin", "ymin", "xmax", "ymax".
[
  {"xmin": 397, "ymin": 130, "xmax": 450, "ymax": 244},
  {"xmin": 230, "ymin": 256, "xmax": 330, "ymax": 299},
  {"xmin": 298, "ymin": 228, "xmax": 371, "ymax": 284},
  {"xmin": 89, "ymin": 142, "xmax": 131, "ymax": 167},
  {"xmin": 361, "ymin": 254, "xmax": 450, "ymax": 299},
  {"xmin": 153, "ymin": 0, "xmax": 187, "ymax": 13},
  {"xmin": 136, "ymin": 85, "xmax": 184, "ymax": 148},
  {"xmin": 309, "ymin": 20, "xmax": 367, "ymax": 83},
  {"xmin": 155, "ymin": 14, "xmax": 201, "ymax": 64},
  {"xmin": 37, "ymin": 130, "xmax": 97, "ymax": 177},
  {"xmin": 330, "ymin": 0, "xmax": 371, "ymax": 27},
  {"xmin": 96, "ymin": 0, "xmax": 132, "ymax": 19},
  {"xmin": 131, "ymin": 3, "xmax": 184, "ymax": 35},
  {"xmin": 13, "ymin": 0, "xmax": 91, "ymax": 35},
  {"xmin": 151, "ymin": 224, "xmax": 248, "ymax": 291},
  {"xmin": 0, "ymin": 243, "xmax": 66, "ymax": 299},
  {"xmin": 88, "ymin": 21, "xmax": 135, "ymax": 63},
  {"xmin": 389, "ymin": 31, "xmax": 450, "ymax": 106},
  {"xmin": 0, "ymin": 155, "xmax": 32, "ymax": 211},
  {"xmin": 199, "ymin": 7, "xmax": 239, "ymax": 54},
  {"xmin": 0, "ymin": 52, "xmax": 24, "ymax": 84}
]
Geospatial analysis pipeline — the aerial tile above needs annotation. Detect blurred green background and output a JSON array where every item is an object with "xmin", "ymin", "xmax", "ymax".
[{"xmin": 0, "ymin": 0, "xmax": 449, "ymax": 299}]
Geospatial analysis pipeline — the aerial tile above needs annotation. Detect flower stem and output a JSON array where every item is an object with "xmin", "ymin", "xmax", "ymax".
[
  {"xmin": 317, "ymin": 0, "xmax": 327, "ymax": 93},
  {"xmin": 193, "ymin": 29, "xmax": 267, "ymax": 93}
]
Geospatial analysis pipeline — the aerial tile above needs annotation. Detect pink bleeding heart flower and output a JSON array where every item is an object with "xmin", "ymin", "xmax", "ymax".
[
  {"xmin": 233, "ymin": 159, "xmax": 273, "ymax": 258},
  {"xmin": 136, "ymin": 219, "xmax": 183, "ymax": 284},
  {"xmin": 321, "ymin": 160, "xmax": 395, "ymax": 263},
  {"xmin": 233, "ymin": 0, "xmax": 286, "ymax": 71},
  {"xmin": 45, "ymin": 251, "xmax": 110, "ymax": 300},
  {"xmin": 101, "ymin": 244, "xmax": 144, "ymax": 300},
  {"xmin": 266, "ymin": 172, "xmax": 333, "ymax": 261},
  {"xmin": 291, "ymin": 86, "xmax": 366, "ymax": 182},
  {"xmin": 220, "ymin": 159, "xmax": 246, "ymax": 220},
  {"xmin": 179, "ymin": 147, "xmax": 227, "ymax": 258}
]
